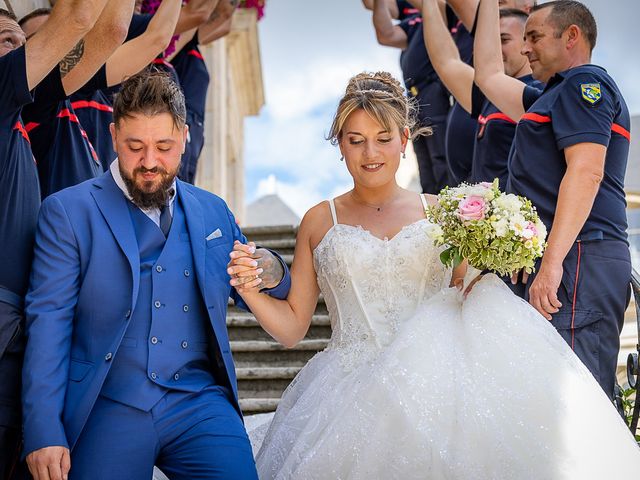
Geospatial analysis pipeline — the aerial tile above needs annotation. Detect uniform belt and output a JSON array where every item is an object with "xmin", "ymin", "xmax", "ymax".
[
  {"xmin": 0, "ymin": 287, "xmax": 24, "ymax": 309},
  {"xmin": 577, "ymin": 230, "xmax": 606, "ymax": 242}
]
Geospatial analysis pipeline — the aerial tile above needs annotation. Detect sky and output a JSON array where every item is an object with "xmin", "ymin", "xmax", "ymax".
[{"xmin": 244, "ymin": 0, "xmax": 640, "ymax": 218}]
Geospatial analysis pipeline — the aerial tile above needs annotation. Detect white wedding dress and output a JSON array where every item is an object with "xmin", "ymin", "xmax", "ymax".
[{"xmin": 247, "ymin": 197, "xmax": 640, "ymax": 479}]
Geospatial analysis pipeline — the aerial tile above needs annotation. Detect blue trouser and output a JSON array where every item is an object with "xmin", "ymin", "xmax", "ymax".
[
  {"xmin": 70, "ymin": 386, "xmax": 258, "ymax": 480},
  {"xmin": 0, "ymin": 300, "xmax": 27, "ymax": 480},
  {"xmin": 513, "ymin": 240, "xmax": 631, "ymax": 399}
]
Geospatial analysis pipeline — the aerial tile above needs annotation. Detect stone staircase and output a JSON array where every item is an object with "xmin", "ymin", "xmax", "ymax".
[{"xmin": 230, "ymin": 225, "xmax": 331, "ymax": 414}]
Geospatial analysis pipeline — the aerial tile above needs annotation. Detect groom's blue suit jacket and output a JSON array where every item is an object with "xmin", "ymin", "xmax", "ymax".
[{"xmin": 22, "ymin": 171, "xmax": 291, "ymax": 456}]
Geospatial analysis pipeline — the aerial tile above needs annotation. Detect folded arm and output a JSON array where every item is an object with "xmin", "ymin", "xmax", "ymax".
[
  {"xmin": 473, "ymin": 0, "xmax": 526, "ymax": 120},
  {"xmin": 372, "ymin": 0, "xmax": 408, "ymax": 49},
  {"xmin": 58, "ymin": 0, "xmax": 133, "ymax": 95},
  {"xmin": 105, "ymin": 0, "xmax": 182, "ymax": 87},
  {"xmin": 24, "ymin": 0, "xmax": 110, "ymax": 90}
]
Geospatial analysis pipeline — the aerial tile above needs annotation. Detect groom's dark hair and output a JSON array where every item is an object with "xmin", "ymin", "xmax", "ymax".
[{"xmin": 113, "ymin": 69, "xmax": 186, "ymax": 130}]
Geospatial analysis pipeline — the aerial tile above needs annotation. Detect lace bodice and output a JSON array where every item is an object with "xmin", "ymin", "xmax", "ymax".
[{"xmin": 313, "ymin": 200, "xmax": 450, "ymax": 371}]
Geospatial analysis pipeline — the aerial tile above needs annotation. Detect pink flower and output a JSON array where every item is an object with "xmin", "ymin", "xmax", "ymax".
[
  {"xmin": 457, "ymin": 196, "xmax": 486, "ymax": 221},
  {"xmin": 522, "ymin": 221, "xmax": 538, "ymax": 240}
]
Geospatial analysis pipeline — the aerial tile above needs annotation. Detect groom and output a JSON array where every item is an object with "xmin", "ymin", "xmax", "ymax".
[{"xmin": 22, "ymin": 71, "xmax": 290, "ymax": 480}]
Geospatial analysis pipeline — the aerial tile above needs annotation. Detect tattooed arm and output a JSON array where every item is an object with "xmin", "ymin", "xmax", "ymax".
[
  {"xmin": 58, "ymin": 0, "xmax": 133, "ymax": 95},
  {"xmin": 24, "ymin": 0, "xmax": 110, "ymax": 90}
]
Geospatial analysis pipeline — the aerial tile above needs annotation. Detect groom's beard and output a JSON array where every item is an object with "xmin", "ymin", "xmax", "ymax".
[{"xmin": 120, "ymin": 164, "xmax": 179, "ymax": 210}]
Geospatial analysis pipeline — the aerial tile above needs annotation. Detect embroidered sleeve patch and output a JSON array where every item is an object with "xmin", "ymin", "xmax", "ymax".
[{"xmin": 580, "ymin": 83, "xmax": 602, "ymax": 105}]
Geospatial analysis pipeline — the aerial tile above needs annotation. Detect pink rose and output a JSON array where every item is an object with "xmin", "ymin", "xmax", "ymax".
[{"xmin": 457, "ymin": 196, "xmax": 486, "ymax": 221}]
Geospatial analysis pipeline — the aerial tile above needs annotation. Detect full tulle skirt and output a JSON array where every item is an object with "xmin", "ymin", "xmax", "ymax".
[{"xmin": 248, "ymin": 275, "xmax": 640, "ymax": 479}]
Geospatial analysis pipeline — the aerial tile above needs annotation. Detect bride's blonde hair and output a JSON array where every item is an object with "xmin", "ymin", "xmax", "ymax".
[{"xmin": 327, "ymin": 71, "xmax": 431, "ymax": 146}]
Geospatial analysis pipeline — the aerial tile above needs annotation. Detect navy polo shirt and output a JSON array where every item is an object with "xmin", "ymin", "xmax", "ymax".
[
  {"xmin": 0, "ymin": 46, "xmax": 41, "ymax": 300},
  {"xmin": 71, "ymin": 66, "xmax": 116, "ymax": 171},
  {"xmin": 171, "ymin": 32, "xmax": 210, "ymax": 122},
  {"xmin": 126, "ymin": 13, "xmax": 153, "ymax": 41},
  {"xmin": 445, "ymin": 101, "xmax": 477, "ymax": 184},
  {"xmin": 507, "ymin": 65, "xmax": 630, "ymax": 243},
  {"xmin": 21, "ymin": 67, "xmax": 102, "ymax": 199},
  {"xmin": 470, "ymin": 74, "xmax": 543, "ymax": 188}
]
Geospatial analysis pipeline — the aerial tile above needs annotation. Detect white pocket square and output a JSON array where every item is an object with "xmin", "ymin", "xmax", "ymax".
[{"xmin": 206, "ymin": 228, "xmax": 222, "ymax": 240}]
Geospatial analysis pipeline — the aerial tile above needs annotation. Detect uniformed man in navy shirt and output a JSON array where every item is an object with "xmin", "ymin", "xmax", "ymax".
[
  {"xmin": 474, "ymin": 0, "xmax": 632, "ymax": 398},
  {"xmin": 0, "ymin": 2, "xmax": 118, "ymax": 475},
  {"xmin": 421, "ymin": 3, "xmax": 541, "ymax": 189}
]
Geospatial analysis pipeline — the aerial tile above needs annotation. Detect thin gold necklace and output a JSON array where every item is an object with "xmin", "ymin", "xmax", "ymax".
[{"xmin": 350, "ymin": 190, "xmax": 399, "ymax": 212}]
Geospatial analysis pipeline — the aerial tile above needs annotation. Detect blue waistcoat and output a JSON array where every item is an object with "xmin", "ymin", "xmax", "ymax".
[{"xmin": 100, "ymin": 197, "xmax": 215, "ymax": 411}]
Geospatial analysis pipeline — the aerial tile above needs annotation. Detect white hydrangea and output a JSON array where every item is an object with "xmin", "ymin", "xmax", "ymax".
[
  {"xmin": 494, "ymin": 193, "xmax": 523, "ymax": 213},
  {"xmin": 428, "ymin": 224, "xmax": 444, "ymax": 243},
  {"xmin": 492, "ymin": 217, "xmax": 509, "ymax": 237}
]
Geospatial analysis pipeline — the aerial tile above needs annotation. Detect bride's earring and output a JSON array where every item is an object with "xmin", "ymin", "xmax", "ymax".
[
  {"xmin": 339, "ymin": 155, "xmax": 344, "ymax": 162},
  {"xmin": 402, "ymin": 151, "xmax": 406, "ymax": 159}
]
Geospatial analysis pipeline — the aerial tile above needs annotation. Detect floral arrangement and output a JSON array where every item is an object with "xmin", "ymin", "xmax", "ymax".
[
  {"xmin": 239, "ymin": 0, "xmax": 265, "ymax": 20},
  {"xmin": 426, "ymin": 179, "xmax": 547, "ymax": 276}
]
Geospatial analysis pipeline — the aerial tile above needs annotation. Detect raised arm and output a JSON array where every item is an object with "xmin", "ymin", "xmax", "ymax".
[
  {"xmin": 228, "ymin": 204, "xmax": 329, "ymax": 348},
  {"xmin": 422, "ymin": 0, "xmax": 474, "ymax": 112},
  {"xmin": 105, "ymin": 0, "xmax": 182, "ymax": 87},
  {"xmin": 473, "ymin": 0, "xmax": 526, "ymax": 119},
  {"xmin": 59, "ymin": 0, "xmax": 133, "ymax": 95},
  {"xmin": 372, "ymin": 0, "xmax": 408, "ymax": 49},
  {"xmin": 196, "ymin": 0, "xmax": 237, "ymax": 45},
  {"xmin": 361, "ymin": 0, "xmax": 399, "ymax": 18},
  {"xmin": 446, "ymin": 0, "xmax": 479, "ymax": 31},
  {"xmin": 24, "ymin": 0, "xmax": 109, "ymax": 90},
  {"xmin": 174, "ymin": 0, "xmax": 219, "ymax": 34}
]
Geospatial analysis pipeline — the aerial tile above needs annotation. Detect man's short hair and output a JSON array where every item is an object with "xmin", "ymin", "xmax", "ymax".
[
  {"xmin": 113, "ymin": 69, "xmax": 186, "ymax": 129},
  {"xmin": 532, "ymin": 0, "xmax": 597, "ymax": 51},
  {"xmin": 500, "ymin": 8, "xmax": 529, "ymax": 23},
  {"xmin": 0, "ymin": 8, "xmax": 17, "ymax": 21},
  {"xmin": 18, "ymin": 8, "xmax": 51, "ymax": 28}
]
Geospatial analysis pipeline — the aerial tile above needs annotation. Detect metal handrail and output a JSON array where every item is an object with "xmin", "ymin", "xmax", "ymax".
[{"xmin": 626, "ymin": 268, "xmax": 640, "ymax": 435}]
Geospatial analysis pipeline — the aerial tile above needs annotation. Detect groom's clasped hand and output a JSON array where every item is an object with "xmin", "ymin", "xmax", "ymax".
[{"xmin": 228, "ymin": 241, "xmax": 283, "ymax": 293}]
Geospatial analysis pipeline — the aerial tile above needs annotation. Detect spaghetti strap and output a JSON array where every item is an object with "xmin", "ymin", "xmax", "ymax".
[
  {"xmin": 328, "ymin": 198, "xmax": 338, "ymax": 226},
  {"xmin": 419, "ymin": 193, "xmax": 430, "ymax": 217}
]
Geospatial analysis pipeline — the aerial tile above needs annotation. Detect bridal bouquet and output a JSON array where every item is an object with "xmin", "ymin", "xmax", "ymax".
[{"xmin": 425, "ymin": 180, "xmax": 547, "ymax": 276}]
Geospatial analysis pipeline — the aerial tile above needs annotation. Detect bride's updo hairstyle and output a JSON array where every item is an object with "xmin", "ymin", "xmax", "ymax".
[{"xmin": 327, "ymin": 71, "xmax": 430, "ymax": 146}]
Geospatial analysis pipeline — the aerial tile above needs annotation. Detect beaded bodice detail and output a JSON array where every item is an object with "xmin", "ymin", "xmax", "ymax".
[{"xmin": 313, "ymin": 200, "xmax": 450, "ymax": 371}]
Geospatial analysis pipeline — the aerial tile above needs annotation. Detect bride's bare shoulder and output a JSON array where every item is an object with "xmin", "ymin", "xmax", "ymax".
[{"xmin": 300, "ymin": 201, "xmax": 337, "ymax": 252}]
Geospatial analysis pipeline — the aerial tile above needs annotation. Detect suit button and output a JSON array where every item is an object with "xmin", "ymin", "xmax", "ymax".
[
  {"xmin": 156, "ymin": 265, "xmax": 163, "ymax": 273},
  {"xmin": 181, "ymin": 341, "xmax": 188, "ymax": 349},
  {"xmin": 154, "ymin": 300, "xmax": 161, "ymax": 308},
  {"xmin": 173, "ymin": 373, "xmax": 180, "ymax": 381},
  {"xmin": 184, "ymin": 269, "xmax": 190, "ymax": 277},
  {"xmin": 105, "ymin": 352, "xmax": 112, "ymax": 361},
  {"xmin": 125, "ymin": 310, "xmax": 131, "ymax": 319},
  {"xmin": 183, "ymin": 304, "xmax": 189, "ymax": 312},
  {"xmin": 150, "ymin": 336, "xmax": 158, "ymax": 345},
  {"xmin": 150, "ymin": 372, "xmax": 157, "ymax": 380}
]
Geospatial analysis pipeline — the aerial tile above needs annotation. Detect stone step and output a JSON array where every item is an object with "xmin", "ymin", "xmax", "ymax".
[
  {"xmin": 227, "ymin": 313, "xmax": 331, "ymax": 341},
  {"xmin": 227, "ymin": 313, "xmax": 330, "ymax": 328},
  {"xmin": 233, "ymin": 348, "xmax": 321, "ymax": 368},
  {"xmin": 252, "ymin": 237, "xmax": 296, "ymax": 253},
  {"xmin": 240, "ymin": 397, "xmax": 280, "ymax": 414},
  {"xmin": 243, "ymin": 225, "xmax": 298, "ymax": 242},
  {"xmin": 236, "ymin": 366, "xmax": 301, "ymax": 380},
  {"xmin": 230, "ymin": 338, "xmax": 328, "ymax": 352}
]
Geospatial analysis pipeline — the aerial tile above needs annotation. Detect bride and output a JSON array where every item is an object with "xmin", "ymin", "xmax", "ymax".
[{"xmin": 227, "ymin": 71, "xmax": 640, "ymax": 478}]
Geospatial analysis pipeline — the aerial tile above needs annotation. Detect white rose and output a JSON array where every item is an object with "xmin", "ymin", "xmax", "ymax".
[{"xmin": 509, "ymin": 213, "xmax": 527, "ymax": 235}]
